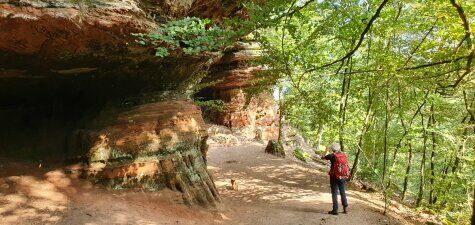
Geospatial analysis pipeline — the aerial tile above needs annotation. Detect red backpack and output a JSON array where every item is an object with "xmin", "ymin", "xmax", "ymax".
[{"xmin": 330, "ymin": 152, "xmax": 349, "ymax": 180}]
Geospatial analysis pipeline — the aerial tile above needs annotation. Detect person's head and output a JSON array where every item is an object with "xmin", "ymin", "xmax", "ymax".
[{"xmin": 328, "ymin": 142, "xmax": 341, "ymax": 153}]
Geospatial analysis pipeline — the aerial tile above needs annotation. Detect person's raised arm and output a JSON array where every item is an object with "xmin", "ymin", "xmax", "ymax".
[{"xmin": 321, "ymin": 147, "xmax": 330, "ymax": 160}]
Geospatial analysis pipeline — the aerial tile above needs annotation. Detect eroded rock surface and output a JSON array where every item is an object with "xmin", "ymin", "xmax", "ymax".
[
  {"xmin": 0, "ymin": 0, "xmax": 245, "ymax": 101},
  {"xmin": 72, "ymin": 100, "xmax": 220, "ymax": 206},
  {"xmin": 199, "ymin": 42, "xmax": 279, "ymax": 141},
  {"xmin": 0, "ymin": 0, "xmax": 243, "ymax": 72}
]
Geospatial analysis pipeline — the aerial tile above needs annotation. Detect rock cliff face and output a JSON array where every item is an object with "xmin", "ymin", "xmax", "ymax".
[
  {"xmin": 0, "ymin": 0, "xmax": 242, "ymax": 72},
  {"xmin": 199, "ymin": 42, "xmax": 279, "ymax": 141},
  {"xmin": 0, "ymin": 0, "xmax": 274, "ymax": 207},
  {"xmin": 0, "ymin": 0, "xmax": 243, "ymax": 103}
]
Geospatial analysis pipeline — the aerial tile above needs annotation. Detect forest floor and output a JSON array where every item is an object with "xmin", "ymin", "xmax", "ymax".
[{"xmin": 0, "ymin": 142, "xmax": 428, "ymax": 225}]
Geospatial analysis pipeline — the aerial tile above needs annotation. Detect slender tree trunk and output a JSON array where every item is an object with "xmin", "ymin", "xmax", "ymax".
[
  {"xmin": 382, "ymin": 87, "xmax": 390, "ymax": 183},
  {"xmin": 443, "ymin": 114, "xmax": 473, "ymax": 204},
  {"xmin": 428, "ymin": 103, "xmax": 437, "ymax": 205},
  {"xmin": 338, "ymin": 58, "xmax": 353, "ymax": 152},
  {"xmin": 387, "ymin": 88, "xmax": 406, "ymax": 189},
  {"xmin": 440, "ymin": 116, "xmax": 468, "ymax": 182},
  {"xmin": 277, "ymin": 86, "xmax": 285, "ymax": 144},
  {"xmin": 442, "ymin": 157, "xmax": 451, "ymax": 178},
  {"xmin": 416, "ymin": 112, "xmax": 428, "ymax": 207},
  {"xmin": 389, "ymin": 88, "xmax": 427, "ymax": 190},
  {"xmin": 350, "ymin": 87, "xmax": 374, "ymax": 180},
  {"xmin": 386, "ymin": 117, "xmax": 407, "ymax": 189},
  {"xmin": 372, "ymin": 134, "xmax": 377, "ymax": 168},
  {"xmin": 451, "ymin": 147, "xmax": 461, "ymax": 174},
  {"xmin": 338, "ymin": 71, "xmax": 347, "ymax": 152},
  {"xmin": 387, "ymin": 143, "xmax": 402, "ymax": 189},
  {"xmin": 401, "ymin": 90, "xmax": 429, "ymax": 203},
  {"xmin": 466, "ymin": 92, "xmax": 475, "ymax": 225},
  {"xmin": 442, "ymin": 138, "xmax": 466, "ymax": 205},
  {"xmin": 383, "ymin": 87, "xmax": 390, "ymax": 214},
  {"xmin": 402, "ymin": 141, "xmax": 413, "ymax": 201}
]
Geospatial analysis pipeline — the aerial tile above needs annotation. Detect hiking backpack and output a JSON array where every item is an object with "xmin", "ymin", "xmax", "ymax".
[{"xmin": 331, "ymin": 152, "xmax": 349, "ymax": 180}]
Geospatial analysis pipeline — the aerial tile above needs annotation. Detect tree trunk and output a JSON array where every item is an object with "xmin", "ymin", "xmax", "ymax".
[
  {"xmin": 442, "ymin": 136, "xmax": 466, "ymax": 205},
  {"xmin": 277, "ymin": 86, "xmax": 285, "ymax": 144},
  {"xmin": 466, "ymin": 92, "xmax": 475, "ymax": 225},
  {"xmin": 416, "ymin": 112, "xmax": 428, "ymax": 207},
  {"xmin": 382, "ymin": 87, "xmax": 390, "ymax": 184},
  {"xmin": 338, "ymin": 58, "xmax": 353, "ymax": 152},
  {"xmin": 388, "ymin": 88, "xmax": 427, "ymax": 190},
  {"xmin": 443, "ymin": 111, "xmax": 473, "ymax": 204},
  {"xmin": 440, "ymin": 116, "xmax": 468, "ymax": 182},
  {"xmin": 401, "ymin": 141, "xmax": 413, "ymax": 201},
  {"xmin": 428, "ymin": 103, "xmax": 437, "ymax": 205},
  {"xmin": 383, "ymin": 87, "xmax": 390, "ymax": 214},
  {"xmin": 350, "ymin": 87, "xmax": 374, "ymax": 181}
]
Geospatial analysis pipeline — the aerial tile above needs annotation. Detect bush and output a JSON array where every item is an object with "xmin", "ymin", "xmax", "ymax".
[{"xmin": 293, "ymin": 147, "xmax": 311, "ymax": 162}]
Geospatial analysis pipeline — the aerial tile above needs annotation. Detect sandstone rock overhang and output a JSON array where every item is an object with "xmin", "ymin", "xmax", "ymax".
[
  {"xmin": 0, "ymin": 0, "xmax": 244, "ymax": 74},
  {"xmin": 0, "ymin": 0, "xmax": 251, "ymax": 207},
  {"xmin": 1, "ymin": 0, "xmax": 152, "ymax": 73},
  {"xmin": 0, "ymin": 0, "xmax": 244, "ymax": 103}
]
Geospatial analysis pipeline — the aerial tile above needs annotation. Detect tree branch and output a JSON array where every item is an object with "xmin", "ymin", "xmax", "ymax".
[
  {"xmin": 305, "ymin": 0, "xmax": 390, "ymax": 73},
  {"xmin": 402, "ymin": 20, "xmax": 438, "ymax": 68},
  {"xmin": 272, "ymin": 0, "xmax": 316, "ymax": 22},
  {"xmin": 401, "ymin": 56, "xmax": 466, "ymax": 71},
  {"xmin": 318, "ymin": 56, "xmax": 466, "ymax": 75},
  {"xmin": 443, "ymin": 0, "xmax": 475, "ymax": 89}
]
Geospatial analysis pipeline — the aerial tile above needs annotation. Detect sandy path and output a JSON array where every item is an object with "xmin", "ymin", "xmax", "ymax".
[
  {"xmin": 207, "ymin": 143, "xmax": 415, "ymax": 225},
  {"xmin": 0, "ymin": 143, "xmax": 418, "ymax": 225}
]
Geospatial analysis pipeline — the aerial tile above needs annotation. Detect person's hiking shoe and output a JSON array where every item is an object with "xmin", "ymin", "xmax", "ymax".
[
  {"xmin": 328, "ymin": 210, "xmax": 338, "ymax": 215},
  {"xmin": 343, "ymin": 207, "xmax": 349, "ymax": 214}
]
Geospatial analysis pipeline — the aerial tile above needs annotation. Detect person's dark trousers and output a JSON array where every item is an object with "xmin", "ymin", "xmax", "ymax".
[{"xmin": 330, "ymin": 176, "xmax": 348, "ymax": 211}]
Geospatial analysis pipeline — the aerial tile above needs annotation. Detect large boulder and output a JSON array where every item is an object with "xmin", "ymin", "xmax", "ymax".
[{"xmin": 71, "ymin": 100, "xmax": 220, "ymax": 206}]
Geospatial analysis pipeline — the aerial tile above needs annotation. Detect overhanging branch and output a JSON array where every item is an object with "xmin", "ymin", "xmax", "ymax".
[
  {"xmin": 442, "ymin": 0, "xmax": 475, "ymax": 89},
  {"xmin": 305, "ymin": 0, "xmax": 390, "ymax": 73}
]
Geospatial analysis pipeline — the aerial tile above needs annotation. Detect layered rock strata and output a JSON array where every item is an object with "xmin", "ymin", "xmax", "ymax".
[
  {"xmin": 71, "ymin": 100, "xmax": 220, "ymax": 206},
  {"xmin": 199, "ymin": 42, "xmax": 279, "ymax": 141}
]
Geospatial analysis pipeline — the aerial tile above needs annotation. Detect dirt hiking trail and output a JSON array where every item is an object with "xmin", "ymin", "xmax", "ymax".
[{"xmin": 0, "ymin": 143, "xmax": 422, "ymax": 225}]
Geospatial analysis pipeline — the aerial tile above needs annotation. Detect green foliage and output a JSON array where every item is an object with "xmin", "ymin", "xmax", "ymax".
[
  {"xmin": 293, "ymin": 147, "xmax": 311, "ymax": 163},
  {"xmin": 129, "ymin": 0, "xmax": 473, "ymax": 222},
  {"xmin": 134, "ymin": 17, "xmax": 238, "ymax": 57},
  {"xmin": 194, "ymin": 99, "xmax": 225, "ymax": 112},
  {"xmin": 251, "ymin": 0, "xmax": 475, "ymax": 223}
]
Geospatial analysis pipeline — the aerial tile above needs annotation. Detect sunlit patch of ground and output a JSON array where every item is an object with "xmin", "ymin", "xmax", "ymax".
[
  {"xmin": 208, "ymin": 143, "xmax": 420, "ymax": 225},
  {"xmin": 0, "ymin": 143, "xmax": 425, "ymax": 225},
  {"xmin": 0, "ymin": 160, "xmax": 214, "ymax": 225},
  {"xmin": 0, "ymin": 169, "xmax": 72, "ymax": 224}
]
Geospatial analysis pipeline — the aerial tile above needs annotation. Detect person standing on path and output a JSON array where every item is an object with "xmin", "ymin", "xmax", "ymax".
[{"xmin": 321, "ymin": 142, "xmax": 349, "ymax": 215}]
